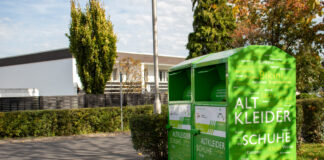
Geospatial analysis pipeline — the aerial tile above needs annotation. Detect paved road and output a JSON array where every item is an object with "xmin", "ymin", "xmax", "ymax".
[{"xmin": 0, "ymin": 133, "xmax": 143, "ymax": 160}]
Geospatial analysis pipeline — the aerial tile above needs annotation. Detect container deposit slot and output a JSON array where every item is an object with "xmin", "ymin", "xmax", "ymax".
[
  {"xmin": 195, "ymin": 63, "xmax": 226, "ymax": 102},
  {"xmin": 169, "ymin": 68, "xmax": 191, "ymax": 101}
]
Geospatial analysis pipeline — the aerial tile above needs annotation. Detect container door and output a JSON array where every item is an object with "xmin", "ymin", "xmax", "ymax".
[
  {"xmin": 194, "ymin": 105, "xmax": 226, "ymax": 160},
  {"xmin": 168, "ymin": 103, "xmax": 192, "ymax": 160},
  {"xmin": 193, "ymin": 63, "xmax": 227, "ymax": 160}
]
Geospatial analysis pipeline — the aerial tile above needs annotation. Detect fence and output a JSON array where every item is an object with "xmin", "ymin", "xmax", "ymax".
[
  {"xmin": 0, "ymin": 93, "xmax": 168, "ymax": 112},
  {"xmin": 105, "ymin": 82, "xmax": 142, "ymax": 93},
  {"xmin": 105, "ymin": 82, "xmax": 169, "ymax": 94}
]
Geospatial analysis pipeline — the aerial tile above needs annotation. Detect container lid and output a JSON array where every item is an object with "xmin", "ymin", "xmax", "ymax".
[
  {"xmin": 193, "ymin": 48, "xmax": 242, "ymax": 68},
  {"xmin": 169, "ymin": 47, "xmax": 243, "ymax": 71}
]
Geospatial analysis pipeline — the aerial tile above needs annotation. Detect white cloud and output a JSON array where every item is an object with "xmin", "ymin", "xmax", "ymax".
[
  {"xmin": 125, "ymin": 14, "xmax": 151, "ymax": 25},
  {"xmin": 155, "ymin": 0, "xmax": 193, "ymax": 56},
  {"xmin": 105, "ymin": 0, "xmax": 193, "ymax": 57}
]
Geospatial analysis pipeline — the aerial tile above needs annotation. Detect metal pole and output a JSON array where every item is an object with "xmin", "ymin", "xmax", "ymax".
[
  {"xmin": 120, "ymin": 72, "xmax": 123, "ymax": 131},
  {"xmin": 151, "ymin": 0, "xmax": 161, "ymax": 114}
]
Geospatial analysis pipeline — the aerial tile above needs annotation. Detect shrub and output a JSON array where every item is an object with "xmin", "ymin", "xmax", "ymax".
[
  {"xmin": 0, "ymin": 105, "xmax": 153, "ymax": 138},
  {"xmin": 296, "ymin": 103, "xmax": 304, "ymax": 149},
  {"xmin": 297, "ymin": 93, "xmax": 318, "ymax": 99},
  {"xmin": 297, "ymin": 98, "xmax": 324, "ymax": 143},
  {"xmin": 319, "ymin": 92, "xmax": 324, "ymax": 97},
  {"xmin": 129, "ymin": 105, "xmax": 168, "ymax": 160}
]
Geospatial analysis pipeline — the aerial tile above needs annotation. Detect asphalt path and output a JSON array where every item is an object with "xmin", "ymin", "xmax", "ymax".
[{"xmin": 0, "ymin": 133, "xmax": 143, "ymax": 160}]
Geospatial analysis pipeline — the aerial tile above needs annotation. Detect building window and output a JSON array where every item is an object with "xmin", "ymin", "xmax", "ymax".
[
  {"xmin": 144, "ymin": 68, "xmax": 148, "ymax": 82},
  {"xmin": 113, "ymin": 69, "xmax": 117, "ymax": 81},
  {"xmin": 159, "ymin": 70, "xmax": 168, "ymax": 82}
]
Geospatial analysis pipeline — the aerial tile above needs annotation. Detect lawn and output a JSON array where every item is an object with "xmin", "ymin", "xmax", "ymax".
[{"xmin": 298, "ymin": 143, "xmax": 324, "ymax": 160}]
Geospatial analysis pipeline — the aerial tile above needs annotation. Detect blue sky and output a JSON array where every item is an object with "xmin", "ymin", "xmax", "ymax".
[{"xmin": 0, "ymin": 0, "xmax": 193, "ymax": 58}]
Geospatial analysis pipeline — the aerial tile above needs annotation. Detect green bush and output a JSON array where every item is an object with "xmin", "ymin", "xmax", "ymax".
[
  {"xmin": 296, "ymin": 103, "xmax": 304, "ymax": 149},
  {"xmin": 0, "ymin": 105, "xmax": 153, "ymax": 138},
  {"xmin": 297, "ymin": 98, "xmax": 324, "ymax": 143},
  {"xmin": 129, "ymin": 106, "xmax": 168, "ymax": 160},
  {"xmin": 297, "ymin": 93, "xmax": 318, "ymax": 99},
  {"xmin": 319, "ymin": 92, "xmax": 324, "ymax": 97}
]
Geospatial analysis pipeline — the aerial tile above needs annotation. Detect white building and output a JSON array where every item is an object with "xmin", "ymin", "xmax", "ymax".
[{"xmin": 0, "ymin": 49, "xmax": 185, "ymax": 97}]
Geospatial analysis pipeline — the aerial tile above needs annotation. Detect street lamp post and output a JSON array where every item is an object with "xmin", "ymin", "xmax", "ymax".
[
  {"xmin": 120, "ymin": 72, "xmax": 123, "ymax": 131},
  {"xmin": 151, "ymin": 0, "xmax": 161, "ymax": 114}
]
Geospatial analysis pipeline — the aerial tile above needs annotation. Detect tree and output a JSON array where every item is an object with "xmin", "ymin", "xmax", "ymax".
[
  {"xmin": 231, "ymin": 0, "xmax": 323, "ymax": 54},
  {"xmin": 186, "ymin": 0, "xmax": 236, "ymax": 59},
  {"xmin": 119, "ymin": 57, "xmax": 142, "ymax": 93},
  {"xmin": 296, "ymin": 45, "xmax": 324, "ymax": 92},
  {"xmin": 230, "ymin": 0, "xmax": 263, "ymax": 47},
  {"xmin": 66, "ymin": 0, "xmax": 117, "ymax": 94},
  {"xmin": 230, "ymin": 0, "xmax": 324, "ymax": 92}
]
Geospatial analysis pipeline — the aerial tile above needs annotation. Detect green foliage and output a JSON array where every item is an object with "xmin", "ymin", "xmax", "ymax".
[
  {"xmin": 297, "ymin": 93, "xmax": 318, "ymax": 99},
  {"xmin": 297, "ymin": 143, "xmax": 324, "ymax": 160},
  {"xmin": 296, "ymin": 103, "xmax": 304, "ymax": 149},
  {"xmin": 186, "ymin": 0, "xmax": 236, "ymax": 59},
  {"xmin": 66, "ymin": 0, "xmax": 117, "ymax": 94},
  {"xmin": 0, "ymin": 105, "xmax": 153, "ymax": 138},
  {"xmin": 296, "ymin": 46, "xmax": 324, "ymax": 92},
  {"xmin": 297, "ymin": 98, "xmax": 324, "ymax": 143},
  {"xmin": 129, "ymin": 105, "xmax": 168, "ymax": 160}
]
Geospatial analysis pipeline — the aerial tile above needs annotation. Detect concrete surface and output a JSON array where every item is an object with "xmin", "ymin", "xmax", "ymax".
[{"xmin": 0, "ymin": 133, "xmax": 143, "ymax": 160}]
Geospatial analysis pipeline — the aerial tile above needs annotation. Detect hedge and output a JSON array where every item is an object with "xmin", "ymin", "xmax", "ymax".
[
  {"xmin": 296, "ymin": 101, "xmax": 303, "ymax": 149},
  {"xmin": 297, "ymin": 98, "xmax": 324, "ymax": 143},
  {"xmin": 129, "ymin": 105, "xmax": 168, "ymax": 160},
  {"xmin": 297, "ymin": 93, "xmax": 318, "ymax": 99},
  {"xmin": 0, "ymin": 105, "xmax": 153, "ymax": 138}
]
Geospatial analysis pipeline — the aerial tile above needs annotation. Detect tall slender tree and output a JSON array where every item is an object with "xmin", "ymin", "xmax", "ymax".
[
  {"xmin": 66, "ymin": 0, "xmax": 117, "ymax": 94},
  {"xmin": 186, "ymin": 0, "xmax": 236, "ymax": 59}
]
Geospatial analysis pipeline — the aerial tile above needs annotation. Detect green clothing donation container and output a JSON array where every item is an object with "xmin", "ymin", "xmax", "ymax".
[{"xmin": 167, "ymin": 45, "xmax": 296, "ymax": 160}]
